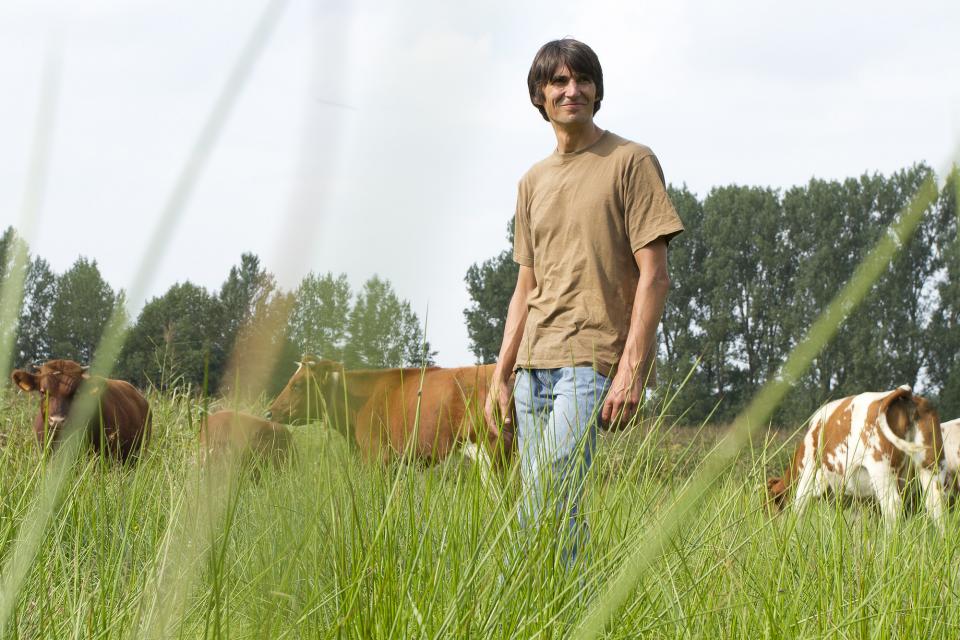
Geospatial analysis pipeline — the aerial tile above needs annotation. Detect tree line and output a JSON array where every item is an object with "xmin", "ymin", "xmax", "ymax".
[
  {"xmin": 463, "ymin": 163, "xmax": 960, "ymax": 425},
  {"xmin": 4, "ymin": 161, "xmax": 956, "ymax": 421},
  {"xmin": 0, "ymin": 235, "xmax": 435, "ymax": 396}
]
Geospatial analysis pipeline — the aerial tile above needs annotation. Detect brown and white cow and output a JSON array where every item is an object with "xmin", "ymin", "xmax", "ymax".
[
  {"xmin": 199, "ymin": 410, "xmax": 293, "ymax": 470},
  {"xmin": 266, "ymin": 357, "xmax": 513, "ymax": 471},
  {"xmin": 11, "ymin": 359, "xmax": 151, "ymax": 463},
  {"xmin": 767, "ymin": 385, "xmax": 945, "ymax": 528},
  {"xmin": 939, "ymin": 418, "xmax": 960, "ymax": 496}
]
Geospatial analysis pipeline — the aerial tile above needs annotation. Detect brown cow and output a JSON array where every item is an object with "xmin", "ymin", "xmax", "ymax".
[
  {"xmin": 266, "ymin": 357, "xmax": 513, "ymax": 471},
  {"xmin": 10, "ymin": 359, "xmax": 151, "ymax": 462},
  {"xmin": 767, "ymin": 386, "xmax": 946, "ymax": 528},
  {"xmin": 199, "ymin": 410, "xmax": 292, "ymax": 470}
]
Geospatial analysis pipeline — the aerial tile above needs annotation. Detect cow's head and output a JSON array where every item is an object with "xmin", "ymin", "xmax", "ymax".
[
  {"xmin": 266, "ymin": 356, "xmax": 342, "ymax": 424},
  {"xmin": 11, "ymin": 359, "xmax": 94, "ymax": 443},
  {"xmin": 766, "ymin": 476, "xmax": 790, "ymax": 511}
]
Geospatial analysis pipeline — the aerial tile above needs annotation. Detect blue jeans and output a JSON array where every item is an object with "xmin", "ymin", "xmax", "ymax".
[{"xmin": 513, "ymin": 367, "xmax": 610, "ymax": 564}]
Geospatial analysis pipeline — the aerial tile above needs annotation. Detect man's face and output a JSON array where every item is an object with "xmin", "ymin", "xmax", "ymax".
[{"xmin": 539, "ymin": 65, "xmax": 597, "ymax": 126}]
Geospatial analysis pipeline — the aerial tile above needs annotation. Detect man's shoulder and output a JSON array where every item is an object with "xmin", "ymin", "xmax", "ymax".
[
  {"xmin": 519, "ymin": 152, "xmax": 559, "ymax": 184},
  {"xmin": 517, "ymin": 132, "xmax": 659, "ymax": 187},
  {"xmin": 602, "ymin": 132, "xmax": 656, "ymax": 162}
]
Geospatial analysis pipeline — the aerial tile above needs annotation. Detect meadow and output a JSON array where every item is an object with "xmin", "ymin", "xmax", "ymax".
[{"xmin": 2, "ymin": 386, "xmax": 958, "ymax": 640}]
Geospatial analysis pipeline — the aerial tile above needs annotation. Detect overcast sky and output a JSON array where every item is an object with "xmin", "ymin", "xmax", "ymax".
[{"xmin": 1, "ymin": 0, "xmax": 958, "ymax": 366}]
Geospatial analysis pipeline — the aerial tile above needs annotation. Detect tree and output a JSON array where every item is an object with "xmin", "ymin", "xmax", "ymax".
[
  {"xmin": 0, "ymin": 227, "xmax": 31, "ymax": 373},
  {"xmin": 14, "ymin": 257, "xmax": 57, "ymax": 367},
  {"xmin": 928, "ymin": 166, "xmax": 960, "ymax": 417},
  {"xmin": 853, "ymin": 164, "xmax": 938, "ymax": 392},
  {"xmin": 217, "ymin": 253, "xmax": 300, "ymax": 398},
  {"xmin": 118, "ymin": 282, "xmax": 223, "ymax": 390},
  {"xmin": 288, "ymin": 271, "xmax": 352, "ymax": 360},
  {"xmin": 218, "ymin": 253, "xmax": 274, "ymax": 359},
  {"xmin": 463, "ymin": 219, "xmax": 519, "ymax": 363},
  {"xmin": 344, "ymin": 275, "xmax": 436, "ymax": 368},
  {"xmin": 46, "ymin": 257, "xmax": 116, "ymax": 363},
  {"xmin": 655, "ymin": 185, "xmax": 714, "ymax": 420},
  {"xmin": 698, "ymin": 185, "xmax": 792, "ymax": 419}
]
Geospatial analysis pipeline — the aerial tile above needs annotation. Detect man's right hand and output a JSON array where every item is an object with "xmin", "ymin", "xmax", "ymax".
[{"xmin": 484, "ymin": 376, "xmax": 513, "ymax": 442}]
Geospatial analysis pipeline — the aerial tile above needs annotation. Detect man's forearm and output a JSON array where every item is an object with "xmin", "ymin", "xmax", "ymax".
[
  {"xmin": 619, "ymin": 276, "xmax": 670, "ymax": 379},
  {"xmin": 493, "ymin": 288, "xmax": 529, "ymax": 381}
]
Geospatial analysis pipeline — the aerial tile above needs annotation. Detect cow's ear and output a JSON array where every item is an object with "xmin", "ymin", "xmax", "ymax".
[
  {"xmin": 11, "ymin": 370, "xmax": 38, "ymax": 393},
  {"xmin": 85, "ymin": 377, "xmax": 105, "ymax": 396}
]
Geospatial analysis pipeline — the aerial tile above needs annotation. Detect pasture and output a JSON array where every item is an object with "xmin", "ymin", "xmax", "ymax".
[{"xmin": 1, "ymin": 388, "xmax": 958, "ymax": 639}]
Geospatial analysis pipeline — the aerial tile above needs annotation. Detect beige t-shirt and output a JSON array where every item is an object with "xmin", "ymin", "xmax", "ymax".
[{"xmin": 513, "ymin": 131, "xmax": 684, "ymax": 376}]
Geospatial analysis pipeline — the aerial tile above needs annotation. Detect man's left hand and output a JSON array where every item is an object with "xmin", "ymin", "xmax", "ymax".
[{"xmin": 600, "ymin": 365, "xmax": 644, "ymax": 429}]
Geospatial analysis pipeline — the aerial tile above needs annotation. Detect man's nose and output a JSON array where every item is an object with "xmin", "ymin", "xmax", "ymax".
[{"xmin": 563, "ymin": 79, "xmax": 581, "ymax": 96}]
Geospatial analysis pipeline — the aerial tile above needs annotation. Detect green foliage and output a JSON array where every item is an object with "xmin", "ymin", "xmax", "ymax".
[
  {"xmin": 46, "ymin": 257, "xmax": 116, "ymax": 364},
  {"xmin": 927, "ymin": 167, "xmax": 960, "ymax": 417},
  {"xmin": 657, "ymin": 186, "xmax": 713, "ymax": 419},
  {"xmin": 118, "ymin": 282, "xmax": 223, "ymax": 391},
  {"xmin": 218, "ymin": 252, "xmax": 274, "ymax": 360},
  {"xmin": 13, "ymin": 257, "xmax": 57, "ymax": 368},
  {"xmin": 344, "ymin": 275, "xmax": 436, "ymax": 368},
  {"xmin": 288, "ymin": 271, "xmax": 351, "ymax": 361},
  {"xmin": 0, "ymin": 229, "xmax": 54, "ymax": 370},
  {"xmin": 463, "ymin": 219, "xmax": 518, "ymax": 364},
  {"xmin": 216, "ymin": 254, "xmax": 298, "ymax": 398},
  {"xmin": 468, "ymin": 165, "xmax": 960, "ymax": 426},
  {"xmin": 699, "ymin": 184, "xmax": 792, "ymax": 414}
]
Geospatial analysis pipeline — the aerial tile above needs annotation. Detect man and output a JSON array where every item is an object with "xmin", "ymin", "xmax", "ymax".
[{"xmin": 484, "ymin": 39, "xmax": 684, "ymax": 561}]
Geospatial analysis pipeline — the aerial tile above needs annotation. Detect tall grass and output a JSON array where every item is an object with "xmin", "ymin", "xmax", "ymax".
[{"xmin": 1, "ymin": 386, "xmax": 959, "ymax": 638}]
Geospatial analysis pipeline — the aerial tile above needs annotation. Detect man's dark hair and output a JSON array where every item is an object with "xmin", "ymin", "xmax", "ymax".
[{"xmin": 527, "ymin": 39, "xmax": 604, "ymax": 122}]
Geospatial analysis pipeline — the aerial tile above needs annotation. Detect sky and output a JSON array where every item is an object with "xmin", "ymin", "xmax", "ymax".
[{"xmin": 1, "ymin": 0, "xmax": 958, "ymax": 367}]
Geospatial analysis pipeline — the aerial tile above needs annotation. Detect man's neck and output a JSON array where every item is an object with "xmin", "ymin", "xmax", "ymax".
[{"xmin": 553, "ymin": 122, "xmax": 603, "ymax": 154}]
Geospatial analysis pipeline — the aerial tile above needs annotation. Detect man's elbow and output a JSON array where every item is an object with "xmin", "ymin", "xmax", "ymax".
[{"xmin": 639, "ymin": 271, "xmax": 670, "ymax": 295}]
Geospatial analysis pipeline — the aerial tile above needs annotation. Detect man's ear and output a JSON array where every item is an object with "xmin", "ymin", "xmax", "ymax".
[{"xmin": 11, "ymin": 370, "xmax": 38, "ymax": 393}]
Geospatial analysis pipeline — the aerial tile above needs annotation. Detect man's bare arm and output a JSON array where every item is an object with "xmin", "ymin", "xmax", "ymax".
[
  {"xmin": 485, "ymin": 265, "xmax": 536, "ymax": 434},
  {"xmin": 601, "ymin": 238, "xmax": 670, "ymax": 426}
]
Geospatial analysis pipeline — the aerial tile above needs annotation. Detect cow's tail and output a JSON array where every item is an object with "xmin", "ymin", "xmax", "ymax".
[{"xmin": 878, "ymin": 385, "xmax": 927, "ymax": 457}]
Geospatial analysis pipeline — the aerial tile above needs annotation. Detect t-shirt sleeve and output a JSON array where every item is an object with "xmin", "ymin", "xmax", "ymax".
[
  {"xmin": 513, "ymin": 179, "xmax": 534, "ymax": 266},
  {"xmin": 623, "ymin": 153, "xmax": 685, "ymax": 252}
]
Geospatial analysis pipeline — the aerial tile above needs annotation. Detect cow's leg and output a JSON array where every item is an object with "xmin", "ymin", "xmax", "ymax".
[
  {"xmin": 916, "ymin": 466, "xmax": 946, "ymax": 532},
  {"xmin": 867, "ymin": 464, "xmax": 902, "ymax": 529},
  {"xmin": 791, "ymin": 463, "xmax": 819, "ymax": 515},
  {"xmin": 461, "ymin": 442, "xmax": 495, "ymax": 495}
]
